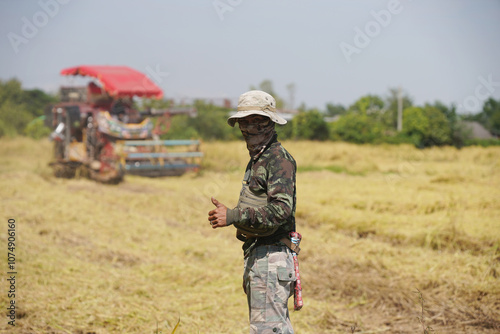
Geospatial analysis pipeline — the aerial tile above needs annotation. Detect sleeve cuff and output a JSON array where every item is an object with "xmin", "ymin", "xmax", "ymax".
[{"xmin": 226, "ymin": 208, "xmax": 240, "ymax": 226}]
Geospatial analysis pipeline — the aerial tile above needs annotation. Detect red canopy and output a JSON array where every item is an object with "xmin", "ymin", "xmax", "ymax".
[{"xmin": 60, "ymin": 65, "xmax": 163, "ymax": 99}]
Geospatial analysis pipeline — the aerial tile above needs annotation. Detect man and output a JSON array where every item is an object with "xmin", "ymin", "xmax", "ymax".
[{"xmin": 208, "ymin": 90, "xmax": 297, "ymax": 334}]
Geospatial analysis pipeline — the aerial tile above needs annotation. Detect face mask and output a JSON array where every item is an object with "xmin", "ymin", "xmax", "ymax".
[{"xmin": 238, "ymin": 117, "xmax": 275, "ymax": 157}]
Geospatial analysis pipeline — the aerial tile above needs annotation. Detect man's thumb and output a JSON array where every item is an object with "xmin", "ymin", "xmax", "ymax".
[{"xmin": 211, "ymin": 197, "xmax": 220, "ymax": 206}]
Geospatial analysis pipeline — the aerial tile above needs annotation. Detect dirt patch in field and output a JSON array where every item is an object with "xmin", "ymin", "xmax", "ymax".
[
  {"xmin": 305, "ymin": 257, "xmax": 500, "ymax": 333},
  {"xmin": 65, "ymin": 180, "xmax": 163, "ymax": 195},
  {"xmin": 44, "ymin": 230, "xmax": 141, "ymax": 268},
  {"xmin": 118, "ymin": 182, "xmax": 164, "ymax": 194}
]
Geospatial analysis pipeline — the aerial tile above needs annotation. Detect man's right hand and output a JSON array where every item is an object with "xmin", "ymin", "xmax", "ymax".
[{"xmin": 208, "ymin": 197, "xmax": 228, "ymax": 229}]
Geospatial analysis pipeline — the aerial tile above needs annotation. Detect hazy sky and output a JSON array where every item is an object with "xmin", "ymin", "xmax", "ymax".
[{"xmin": 1, "ymin": 0, "xmax": 499, "ymax": 113}]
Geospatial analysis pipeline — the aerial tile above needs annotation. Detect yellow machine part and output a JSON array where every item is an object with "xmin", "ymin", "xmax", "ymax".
[{"xmin": 68, "ymin": 141, "xmax": 87, "ymax": 162}]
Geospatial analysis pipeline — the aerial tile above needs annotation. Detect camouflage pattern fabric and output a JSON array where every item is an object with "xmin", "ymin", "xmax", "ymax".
[
  {"xmin": 226, "ymin": 136, "xmax": 297, "ymax": 332},
  {"xmin": 244, "ymin": 245, "xmax": 296, "ymax": 334},
  {"xmin": 234, "ymin": 182, "xmax": 278, "ymax": 238},
  {"xmin": 227, "ymin": 139, "xmax": 297, "ymax": 255},
  {"xmin": 239, "ymin": 116, "xmax": 275, "ymax": 157}
]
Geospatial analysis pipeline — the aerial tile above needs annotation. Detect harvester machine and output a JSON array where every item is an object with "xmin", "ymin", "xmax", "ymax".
[{"xmin": 46, "ymin": 65, "xmax": 203, "ymax": 184}]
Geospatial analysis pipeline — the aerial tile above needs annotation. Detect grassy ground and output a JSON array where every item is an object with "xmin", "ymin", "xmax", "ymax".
[{"xmin": 0, "ymin": 137, "xmax": 499, "ymax": 334}]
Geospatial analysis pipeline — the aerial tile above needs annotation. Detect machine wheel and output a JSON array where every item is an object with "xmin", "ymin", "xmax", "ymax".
[{"xmin": 50, "ymin": 161, "xmax": 81, "ymax": 179}]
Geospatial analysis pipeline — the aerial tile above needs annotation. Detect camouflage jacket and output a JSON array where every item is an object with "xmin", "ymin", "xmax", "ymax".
[{"xmin": 226, "ymin": 138, "xmax": 297, "ymax": 254}]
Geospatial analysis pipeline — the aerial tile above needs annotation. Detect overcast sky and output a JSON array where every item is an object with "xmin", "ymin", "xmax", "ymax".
[{"xmin": 1, "ymin": 0, "xmax": 499, "ymax": 113}]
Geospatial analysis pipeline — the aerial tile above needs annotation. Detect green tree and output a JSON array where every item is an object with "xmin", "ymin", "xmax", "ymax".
[
  {"xmin": 330, "ymin": 112, "xmax": 383, "ymax": 143},
  {"xmin": 24, "ymin": 116, "xmax": 51, "ymax": 139},
  {"xmin": 275, "ymin": 121, "xmax": 293, "ymax": 140},
  {"xmin": 348, "ymin": 94, "xmax": 389, "ymax": 134},
  {"xmin": 481, "ymin": 98, "xmax": 500, "ymax": 136},
  {"xmin": 0, "ymin": 79, "xmax": 24, "ymax": 106},
  {"xmin": 348, "ymin": 94, "xmax": 384, "ymax": 114},
  {"xmin": 402, "ymin": 106, "xmax": 450, "ymax": 147},
  {"xmin": 140, "ymin": 97, "xmax": 172, "ymax": 110},
  {"xmin": 23, "ymin": 88, "xmax": 57, "ymax": 116},
  {"xmin": 325, "ymin": 103, "xmax": 346, "ymax": 116},
  {"xmin": 0, "ymin": 100, "xmax": 33, "ymax": 137},
  {"xmin": 463, "ymin": 98, "xmax": 500, "ymax": 134},
  {"xmin": 292, "ymin": 109, "xmax": 329, "ymax": 140},
  {"xmin": 424, "ymin": 105, "xmax": 451, "ymax": 146},
  {"xmin": 0, "ymin": 79, "xmax": 32, "ymax": 137},
  {"xmin": 189, "ymin": 100, "xmax": 239, "ymax": 140},
  {"xmin": 402, "ymin": 106, "xmax": 428, "ymax": 146},
  {"xmin": 426, "ymin": 101, "xmax": 469, "ymax": 148},
  {"xmin": 0, "ymin": 78, "xmax": 57, "ymax": 138}
]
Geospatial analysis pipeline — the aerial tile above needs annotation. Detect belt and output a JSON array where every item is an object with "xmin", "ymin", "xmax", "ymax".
[
  {"xmin": 280, "ymin": 237, "xmax": 301, "ymax": 255},
  {"xmin": 254, "ymin": 237, "xmax": 300, "ymax": 255},
  {"xmin": 245, "ymin": 235, "xmax": 301, "ymax": 258}
]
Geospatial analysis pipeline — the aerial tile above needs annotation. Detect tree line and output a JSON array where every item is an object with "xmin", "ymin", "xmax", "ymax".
[
  {"xmin": 1, "ymin": 78, "xmax": 499, "ymax": 148},
  {"xmin": 0, "ymin": 79, "xmax": 57, "ymax": 138},
  {"xmin": 162, "ymin": 81, "xmax": 500, "ymax": 148}
]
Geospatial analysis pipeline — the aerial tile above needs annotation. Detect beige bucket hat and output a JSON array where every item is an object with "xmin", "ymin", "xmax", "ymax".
[{"xmin": 227, "ymin": 90, "xmax": 287, "ymax": 127}]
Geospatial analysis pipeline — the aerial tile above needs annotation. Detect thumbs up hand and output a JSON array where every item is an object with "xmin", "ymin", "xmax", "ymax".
[{"xmin": 208, "ymin": 197, "xmax": 228, "ymax": 229}]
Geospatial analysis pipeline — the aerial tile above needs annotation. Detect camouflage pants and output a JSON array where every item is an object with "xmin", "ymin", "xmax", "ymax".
[{"xmin": 243, "ymin": 245, "xmax": 296, "ymax": 334}]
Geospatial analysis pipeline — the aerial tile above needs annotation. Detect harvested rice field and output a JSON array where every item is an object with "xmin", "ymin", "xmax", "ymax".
[{"xmin": 0, "ymin": 137, "xmax": 499, "ymax": 333}]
